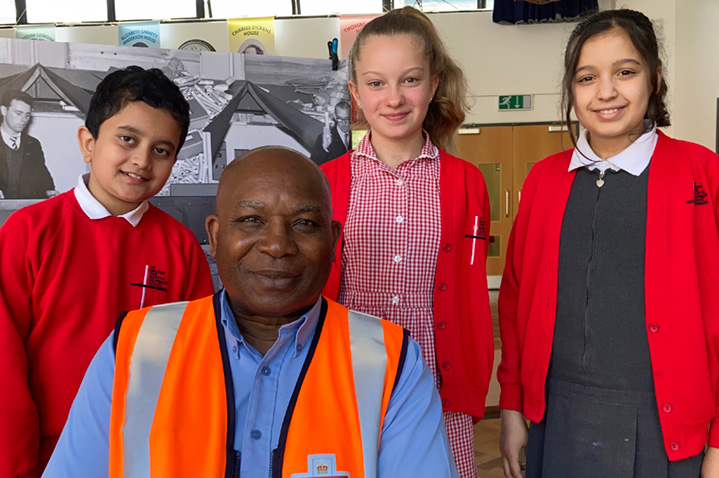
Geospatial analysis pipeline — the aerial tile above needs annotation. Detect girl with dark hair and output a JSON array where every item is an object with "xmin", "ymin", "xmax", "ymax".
[
  {"xmin": 498, "ymin": 8, "xmax": 719, "ymax": 478},
  {"xmin": 320, "ymin": 7, "xmax": 494, "ymax": 477}
]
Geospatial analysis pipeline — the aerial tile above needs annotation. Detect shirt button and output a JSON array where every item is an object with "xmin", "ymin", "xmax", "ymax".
[
  {"xmin": 670, "ymin": 442, "xmax": 680, "ymax": 452},
  {"xmin": 649, "ymin": 324, "xmax": 660, "ymax": 333},
  {"xmin": 662, "ymin": 403, "xmax": 673, "ymax": 413},
  {"xmin": 393, "ymin": 255, "xmax": 402, "ymax": 263},
  {"xmin": 438, "ymin": 282, "xmax": 447, "ymax": 291},
  {"xmin": 395, "ymin": 215, "xmax": 404, "ymax": 224},
  {"xmin": 396, "ymin": 179, "xmax": 403, "ymax": 186},
  {"xmin": 437, "ymin": 321, "xmax": 447, "ymax": 330},
  {"xmin": 443, "ymin": 243, "xmax": 452, "ymax": 252},
  {"xmin": 296, "ymin": 344, "xmax": 303, "ymax": 353},
  {"xmin": 442, "ymin": 361, "xmax": 451, "ymax": 370},
  {"xmin": 232, "ymin": 345, "xmax": 238, "ymax": 354},
  {"xmin": 442, "ymin": 398, "xmax": 450, "ymax": 407},
  {"xmin": 261, "ymin": 366, "xmax": 271, "ymax": 376},
  {"xmin": 391, "ymin": 295, "xmax": 400, "ymax": 305},
  {"xmin": 250, "ymin": 430, "xmax": 262, "ymax": 440}
]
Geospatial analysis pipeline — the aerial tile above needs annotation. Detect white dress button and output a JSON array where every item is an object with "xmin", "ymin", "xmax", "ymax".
[
  {"xmin": 393, "ymin": 255, "xmax": 402, "ymax": 263},
  {"xmin": 395, "ymin": 215, "xmax": 404, "ymax": 223},
  {"xmin": 396, "ymin": 179, "xmax": 403, "ymax": 186},
  {"xmin": 391, "ymin": 296, "xmax": 400, "ymax": 305}
]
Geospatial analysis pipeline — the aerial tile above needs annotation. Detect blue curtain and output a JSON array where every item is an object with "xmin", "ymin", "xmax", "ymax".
[{"xmin": 493, "ymin": 0, "xmax": 598, "ymax": 24}]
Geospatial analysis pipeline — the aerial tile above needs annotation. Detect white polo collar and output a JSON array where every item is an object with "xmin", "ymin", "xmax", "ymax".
[{"xmin": 73, "ymin": 173, "xmax": 148, "ymax": 227}]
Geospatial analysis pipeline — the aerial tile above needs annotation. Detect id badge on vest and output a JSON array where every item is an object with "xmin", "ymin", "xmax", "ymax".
[{"xmin": 291, "ymin": 454, "xmax": 350, "ymax": 477}]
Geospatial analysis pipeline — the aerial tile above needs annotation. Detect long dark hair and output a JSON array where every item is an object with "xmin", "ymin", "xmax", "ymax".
[{"xmin": 561, "ymin": 9, "xmax": 669, "ymax": 147}]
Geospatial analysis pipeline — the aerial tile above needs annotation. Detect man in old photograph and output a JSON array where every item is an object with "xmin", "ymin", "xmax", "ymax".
[
  {"xmin": 0, "ymin": 90, "xmax": 56, "ymax": 199},
  {"xmin": 310, "ymin": 100, "xmax": 351, "ymax": 165}
]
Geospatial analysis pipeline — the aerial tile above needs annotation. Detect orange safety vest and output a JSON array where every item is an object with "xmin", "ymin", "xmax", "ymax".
[{"xmin": 109, "ymin": 294, "xmax": 407, "ymax": 478}]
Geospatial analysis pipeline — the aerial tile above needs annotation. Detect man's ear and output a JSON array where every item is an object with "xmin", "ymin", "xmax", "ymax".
[
  {"xmin": 77, "ymin": 126, "xmax": 95, "ymax": 165},
  {"xmin": 0, "ymin": 105, "xmax": 7, "ymax": 117},
  {"xmin": 206, "ymin": 214, "xmax": 220, "ymax": 259}
]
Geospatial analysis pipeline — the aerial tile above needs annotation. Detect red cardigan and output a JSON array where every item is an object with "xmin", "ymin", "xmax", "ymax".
[
  {"xmin": 321, "ymin": 150, "xmax": 494, "ymax": 419},
  {"xmin": 498, "ymin": 132, "xmax": 719, "ymax": 460}
]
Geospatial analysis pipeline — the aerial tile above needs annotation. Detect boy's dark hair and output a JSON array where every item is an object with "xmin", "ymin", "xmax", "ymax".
[
  {"xmin": 561, "ymin": 9, "xmax": 669, "ymax": 147},
  {"xmin": 1, "ymin": 90, "xmax": 34, "ymax": 108},
  {"xmin": 85, "ymin": 66, "xmax": 190, "ymax": 153}
]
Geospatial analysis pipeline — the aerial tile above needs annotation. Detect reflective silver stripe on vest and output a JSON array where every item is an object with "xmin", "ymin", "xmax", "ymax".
[
  {"xmin": 347, "ymin": 310, "xmax": 388, "ymax": 478},
  {"xmin": 123, "ymin": 301, "xmax": 189, "ymax": 478}
]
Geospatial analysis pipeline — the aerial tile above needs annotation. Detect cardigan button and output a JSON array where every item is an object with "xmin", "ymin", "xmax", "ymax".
[
  {"xmin": 649, "ymin": 323, "xmax": 660, "ymax": 333},
  {"xmin": 443, "ymin": 243, "xmax": 452, "ymax": 252},
  {"xmin": 662, "ymin": 403, "xmax": 673, "ymax": 413},
  {"xmin": 438, "ymin": 283, "xmax": 447, "ymax": 291},
  {"xmin": 437, "ymin": 321, "xmax": 447, "ymax": 330},
  {"xmin": 442, "ymin": 361, "xmax": 451, "ymax": 370},
  {"xmin": 670, "ymin": 442, "xmax": 680, "ymax": 452},
  {"xmin": 442, "ymin": 399, "xmax": 450, "ymax": 407}
]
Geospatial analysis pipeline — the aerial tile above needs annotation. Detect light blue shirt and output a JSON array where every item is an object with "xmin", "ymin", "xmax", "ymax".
[{"xmin": 44, "ymin": 292, "xmax": 458, "ymax": 477}]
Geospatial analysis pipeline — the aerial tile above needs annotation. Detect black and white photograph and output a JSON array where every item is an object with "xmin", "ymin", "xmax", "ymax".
[{"xmin": 0, "ymin": 35, "xmax": 350, "ymax": 235}]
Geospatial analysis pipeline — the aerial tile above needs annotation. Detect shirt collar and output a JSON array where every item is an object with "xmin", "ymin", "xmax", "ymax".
[
  {"xmin": 568, "ymin": 121, "xmax": 658, "ymax": 176},
  {"xmin": 1, "ymin": 128, "xmax": 20, "ymax": 148},
  {"xmin": 73, "ymin": 173, "xmax": 148, "ymax": 227},
  {"xmin": 219, "ymin": 289, "xmax": 322, "ymax": 358},
  {"xmin": 355, "ymin": 130, "xmax": 440, "ymax": 164}
]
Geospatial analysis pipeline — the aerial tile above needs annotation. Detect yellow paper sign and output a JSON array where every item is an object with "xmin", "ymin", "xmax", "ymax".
[{"xmin": 228, "ymin": 17, "xmax": 275, "ymax": 55}]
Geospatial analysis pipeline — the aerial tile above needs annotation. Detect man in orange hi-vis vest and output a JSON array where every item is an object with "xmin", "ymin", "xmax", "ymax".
[{"xmin": 44, "ymin": 146, "xmax": 460, "ymax": 478}]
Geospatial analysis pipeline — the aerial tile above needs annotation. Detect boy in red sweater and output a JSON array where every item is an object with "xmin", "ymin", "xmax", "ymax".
[{"xmin": 0, "ymin": 66, "xmax": 215, "ymax": 478}]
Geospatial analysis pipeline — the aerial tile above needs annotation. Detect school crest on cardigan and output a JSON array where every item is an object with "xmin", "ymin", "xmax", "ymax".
[
  {"xmin": 130, "ymin": 265, "xmax": 169, "ymax": 292},
  {"xmin": 686, "ymin": 182, "xmax": 708, "ymax": 206},
  {"xmin": 291, "ymin": 454, "xmax": 350, "ymax": 477}
]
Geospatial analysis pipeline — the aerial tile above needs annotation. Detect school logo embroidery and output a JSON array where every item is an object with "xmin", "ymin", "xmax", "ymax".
[
  {"xmin": 686, "ymin": 182, "xmax": 708, "ymax": 206},
  {"xmin": 291, "ymin": 454, "xmax": 350, "ymax": 477},
  {"xmin": 131, "ymin": 265, "xmax": 169, "ymax": 308},
  {"xmin": 465, "ymin": 216, "xmax": 486, "ymax": 241}
]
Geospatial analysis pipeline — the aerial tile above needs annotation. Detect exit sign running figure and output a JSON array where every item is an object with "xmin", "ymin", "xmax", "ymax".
[{"xmin": 498, "ymin": 95, "xmax": 533, "ymax": 111}]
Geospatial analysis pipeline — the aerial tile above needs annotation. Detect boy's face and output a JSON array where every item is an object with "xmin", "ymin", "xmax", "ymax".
[{"xmin": 77, "ymin": 101, "xmax": 181, "ymax": 216}]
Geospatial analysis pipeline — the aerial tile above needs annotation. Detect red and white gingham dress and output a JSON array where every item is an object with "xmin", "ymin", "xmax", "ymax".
[{"xmin": 337, "ymin": 133, "xmax": 477, "ymax": 478}]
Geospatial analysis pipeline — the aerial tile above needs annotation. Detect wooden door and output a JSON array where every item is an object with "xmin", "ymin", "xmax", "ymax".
[
  {"xmin": 455, "ymin": 126, "xmax": 513, "ymax": 276},
  {"xmin": 512, "ymin": 124, "xmax": 575, "ymax": 217}
]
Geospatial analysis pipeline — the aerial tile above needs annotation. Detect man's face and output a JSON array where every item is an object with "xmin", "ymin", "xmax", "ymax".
[
  {"xmin": 1, "ymin": 99, "xmax": 32, "ymax": 134},
  {"xmin": 207, "ymin": 152, "xmax": 341, "ymax": 320},
  {"xmin": 335, "ymin": 105, "xmax": 352, "ymax": 134}
]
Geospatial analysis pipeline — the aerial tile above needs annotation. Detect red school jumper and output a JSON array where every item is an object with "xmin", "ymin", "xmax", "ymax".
[
  {"xmin": 498, "ymin": 132, "xmax": 719, "ymax": 460},
  {"xmin": 0, "ymin": 191, "xmax": 214, "ymax": 478},
  {"xmin": 321, "ymin": 150, "xmax": 494, "ymax": 419}
]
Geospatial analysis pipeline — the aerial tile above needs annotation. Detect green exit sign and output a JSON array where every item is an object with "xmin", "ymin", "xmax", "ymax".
[{"xmin": 499, "ymin": 95, "xmax": 533, "ymax": 111}]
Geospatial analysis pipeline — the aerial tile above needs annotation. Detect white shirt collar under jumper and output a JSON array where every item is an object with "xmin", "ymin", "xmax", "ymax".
[
  {"xmin": 568, "ymin": 122, "xmax": 658, "ymax": 177},
  {"xmin": 73, "ymin": 173, "xmax": 149, "ymax": 227},
  {"xmin": 1, "ymin": 128, "xmax": 20, "ymax": 150}
]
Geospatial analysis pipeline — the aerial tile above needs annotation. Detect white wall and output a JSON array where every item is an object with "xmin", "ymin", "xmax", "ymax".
[
  {"xmin": 432, "ymin": 11, "xmax": 574, "ymax": 125},
  {"xmin": 673, "ymin": 1, "xmax": 719, "ymax": 150}
]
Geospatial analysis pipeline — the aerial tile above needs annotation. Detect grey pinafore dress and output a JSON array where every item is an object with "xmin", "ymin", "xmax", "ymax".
[{"xmin": 525, "ymin": 166, "xmax": 704, "ymax": 478}]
